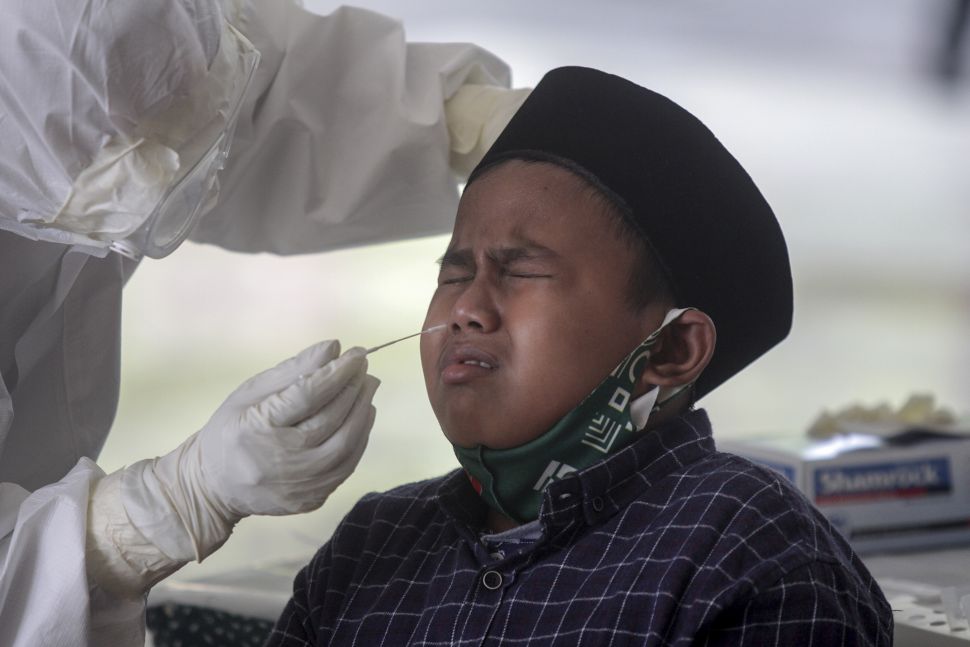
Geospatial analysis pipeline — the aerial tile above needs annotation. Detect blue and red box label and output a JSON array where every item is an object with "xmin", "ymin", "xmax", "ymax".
[{"xmin": 813, "ymin": 457, "xmax": 952, "ymax": 504}]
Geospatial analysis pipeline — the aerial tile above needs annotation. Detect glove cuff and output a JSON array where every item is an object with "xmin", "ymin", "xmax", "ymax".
[
  {"xmin": 120, "ymin": 437, "xmax": 239, "ymax": 564},
  {"xmin": 446, "ymin": 84, "xmax": 530, "ymax": 177},
  {"xmin": 86, "ymin": 469, "xmax": 186, "ymax": 598}
]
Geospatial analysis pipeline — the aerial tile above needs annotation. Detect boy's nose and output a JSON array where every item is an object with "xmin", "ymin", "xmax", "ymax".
[{"xmin": 450, "ymin": 278, "xmax": 499, "ymax": 334}]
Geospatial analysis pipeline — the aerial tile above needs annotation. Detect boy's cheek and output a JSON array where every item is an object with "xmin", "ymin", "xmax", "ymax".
[
  {"xmin": 419, "ymin": 336, "xmax": 435, "ymax": 378},
  {"xmin": 424, "ymin": 292, "xmax": 450, "ymax": 324}
]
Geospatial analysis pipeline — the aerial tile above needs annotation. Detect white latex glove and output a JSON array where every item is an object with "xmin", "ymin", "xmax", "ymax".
[
  {"xmin": 86, "ymin": 340, "xmax": 378, "ymax": 597},
  {"xmin": 446, "ymin": 84, "xmax": 532, "ymax": 177}
]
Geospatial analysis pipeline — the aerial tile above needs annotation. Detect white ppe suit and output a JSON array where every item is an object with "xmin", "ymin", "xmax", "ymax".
[{"xmin": 0, "ymin": 0, "xmax": 527, "ymax": 644}]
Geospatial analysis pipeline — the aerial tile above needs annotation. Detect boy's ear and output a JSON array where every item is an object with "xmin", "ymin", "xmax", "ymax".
[{"xmin": 636, "ymin": 309, "xmax": 716, "ymax": 394}]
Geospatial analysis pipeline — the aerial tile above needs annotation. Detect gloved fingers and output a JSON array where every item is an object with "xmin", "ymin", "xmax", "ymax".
[
  {"xmin": 292, "ymin": 371, "xmax": 371, "ymax": 445},
  {"xmin": 235, "ymin": 339, "xmax": 342, "ymax": 401},
  {"xmin": 252, "ymin": 348, "xmax": 367, "ymax": 428},
  {"xmin": 301, "ymin": 408, "xmax": 375, "ymax": 513},
  {"xmin": 257, "ymin": 385, "xmax": 376, "ymax": 516},
  {"xmin": 305, "ymin": 376, "xmax": 379, "ymax": 468}
]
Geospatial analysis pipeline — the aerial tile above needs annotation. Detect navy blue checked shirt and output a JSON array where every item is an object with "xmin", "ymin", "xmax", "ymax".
[{"xmin": 266, "ymin": 409, "xmax": 893, "ymax": 646}]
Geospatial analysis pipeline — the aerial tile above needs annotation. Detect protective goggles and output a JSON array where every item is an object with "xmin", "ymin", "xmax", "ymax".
[{"xmin": 109, "ymin": 25, "xmax": 260, "ymax": 261}]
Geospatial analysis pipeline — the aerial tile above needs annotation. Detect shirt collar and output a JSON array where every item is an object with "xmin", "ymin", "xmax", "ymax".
[
  {"xmin": 435, "ymin": 408, "xmax": 716, "ymax": 539},
  {"xmin": 549, "ymin": 407, "xmax": 715, "ymax": 528}
]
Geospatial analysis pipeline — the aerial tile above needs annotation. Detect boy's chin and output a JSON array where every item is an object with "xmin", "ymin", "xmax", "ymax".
[{"xmin": 439, "ymin": 425, "xmax": 478, "ymax": 449}]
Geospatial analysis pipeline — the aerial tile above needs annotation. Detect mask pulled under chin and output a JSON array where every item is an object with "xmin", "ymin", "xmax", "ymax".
[{"xmin": 452, "ymin": 307, "xmax": 695, "ymax": 524}]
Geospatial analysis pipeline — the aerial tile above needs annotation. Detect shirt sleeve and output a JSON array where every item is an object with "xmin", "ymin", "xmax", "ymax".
[
  {"xmin": 264, "ymin": 561, "xmax": 317, "ymax": 647},
  {"xmin": 697, "ymin": 559, "xmax": 893, "ymax": 647},
  {"xmin": 265, "ymin": 495, "xmax": 378, "ymax": 646}
]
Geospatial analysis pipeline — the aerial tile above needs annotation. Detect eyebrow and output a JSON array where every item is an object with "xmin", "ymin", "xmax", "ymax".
[
  {"xmin": 437, "ymin": 248, "xmax": 473, "ymax": 269},
  {"xmin": 437, "ymin": 241, "xmax": 559, "ymax": 268}
]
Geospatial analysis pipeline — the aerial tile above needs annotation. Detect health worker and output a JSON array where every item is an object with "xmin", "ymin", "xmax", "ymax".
[{"xmin": 0, "ymin": 0, "xmax": 528, "ymax": 644}]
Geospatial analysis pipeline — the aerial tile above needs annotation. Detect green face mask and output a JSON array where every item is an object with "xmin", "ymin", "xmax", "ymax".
[{"xmin": 452, "ymin": 308, "xmax": 693, "ymax": 523}]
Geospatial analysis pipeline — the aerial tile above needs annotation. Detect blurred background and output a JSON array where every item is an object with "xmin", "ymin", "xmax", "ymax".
[{"xmin": 100, "ymin": 0, "xmax": 970, "ymax": 580}]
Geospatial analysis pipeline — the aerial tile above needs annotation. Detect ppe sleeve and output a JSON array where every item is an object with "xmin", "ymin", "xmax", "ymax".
[
  {"xmin": 189, "ymin": 0, "xmax": 519, "ymax": 255},
  {"xmin": 0, "ymin": 459, "xmax": 146, "ymax": 647}
]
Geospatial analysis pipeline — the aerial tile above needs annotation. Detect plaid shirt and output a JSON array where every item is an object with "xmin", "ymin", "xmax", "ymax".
[{"xmin": 267, "ymin": 409, "xmax": 892, "ymax": 646}]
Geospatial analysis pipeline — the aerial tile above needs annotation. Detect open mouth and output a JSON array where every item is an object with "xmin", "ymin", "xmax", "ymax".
[
  {"xmin": 459, "ymin": 360, "xmax": 494, "ymax": 369},
  {"xmin": 440, "ymin": 346, "xmax": 499, "ymax": 384}
]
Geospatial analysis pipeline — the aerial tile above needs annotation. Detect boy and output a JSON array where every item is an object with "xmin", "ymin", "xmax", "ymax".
[{"xmin": 267, "ymin": 66, "xmax": 892, "ymax": 646}]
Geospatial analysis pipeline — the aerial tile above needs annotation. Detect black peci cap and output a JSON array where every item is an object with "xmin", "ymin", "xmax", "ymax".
[{"xmin": 467, "ymin": 66, "xmax": 793, "ymax": 400}]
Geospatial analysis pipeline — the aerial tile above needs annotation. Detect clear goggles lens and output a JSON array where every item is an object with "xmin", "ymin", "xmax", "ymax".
[{"xmin": 110, "ymin": 35, "xmax": 259, "ymax": 261}]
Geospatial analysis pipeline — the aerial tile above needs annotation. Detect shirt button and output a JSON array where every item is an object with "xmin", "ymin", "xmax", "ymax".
[
  {"xmin": 591, "ymin": 497, "xmax": 605, "ymax": 512},
  {"xmin": 482, "ymin": 570, "xmax": 503, "ymax": 590}
]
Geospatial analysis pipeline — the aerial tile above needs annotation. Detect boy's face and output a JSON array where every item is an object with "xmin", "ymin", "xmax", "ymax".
[{"xmin": 421, "ymin": 160, "xmax": 668, "ymax": 449}]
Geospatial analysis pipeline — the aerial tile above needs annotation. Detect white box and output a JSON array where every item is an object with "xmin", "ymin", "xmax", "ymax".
[{"xmin": 719, "ymin": 434, "xmax": 970, "ymax": 554}]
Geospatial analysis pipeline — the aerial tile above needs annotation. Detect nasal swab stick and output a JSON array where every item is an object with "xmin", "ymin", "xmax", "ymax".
[{"xmin": 366, "ymin": 324, "xmax": 446, "ymax": 355}]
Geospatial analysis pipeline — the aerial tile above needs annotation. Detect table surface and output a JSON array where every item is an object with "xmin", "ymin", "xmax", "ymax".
[{"xmin": 863, "ymin": 546, "xmax": 970, "ymax": 644}]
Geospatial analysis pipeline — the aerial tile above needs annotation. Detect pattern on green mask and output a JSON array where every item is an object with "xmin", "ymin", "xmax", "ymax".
[{"xmin": 452, "ymin": 334, "xmax": 663, "ymax": 523}]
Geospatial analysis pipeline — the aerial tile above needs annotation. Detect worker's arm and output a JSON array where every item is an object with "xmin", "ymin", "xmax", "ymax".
[
  {"xmin": 0, "ymin": 342, "xmax": 376, "ymax": 647},
  {"xmin": 0, "ymin": 0, "xmax": 527, "ymax": 256},
  {"xmin": 189, "ymin": 0, "xmax": 529, "ymax": 255}
]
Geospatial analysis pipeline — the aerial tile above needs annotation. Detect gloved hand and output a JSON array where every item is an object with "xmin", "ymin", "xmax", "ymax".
[
  {"xmin": 86, "ymin": 340, "xmax": 378, "ymax": 597},
  {"xmin": 446, "ymin": 84, "xmax": 531, "ymax": 177}
]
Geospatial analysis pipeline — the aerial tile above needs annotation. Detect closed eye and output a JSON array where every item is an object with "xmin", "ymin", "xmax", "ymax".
[
  {"xmin": 507, "ymin": 273, "xmax": 552, "ymax": 279},
  {"xmin": 439, "ymin": 274, "xmax": 473, "ymax": 285}
]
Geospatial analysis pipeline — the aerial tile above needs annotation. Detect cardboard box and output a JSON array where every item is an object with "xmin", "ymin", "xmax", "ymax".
[{"xmin": 719, "ymin": 434, "xmax": 970, "ymax": 554}]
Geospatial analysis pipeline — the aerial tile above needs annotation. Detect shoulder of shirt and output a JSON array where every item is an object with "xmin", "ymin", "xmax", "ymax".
[
  {"xmin": 688, "ymin": 457, "xmax": 891, "ymax": 631},
  {"xmin": 359, "ymin": 469, "xmax": 460, "ymax": 501},
  {"xmin": 675, "ymin": 449, "xmax": 863, "ymax": 578},
  {"xmin": 303, "ymin": 471, "xmax": 462, "ymax": 569},
  {"xmin": 337, "ymin": 469, "xmax": 461, "ymax": 525}
]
